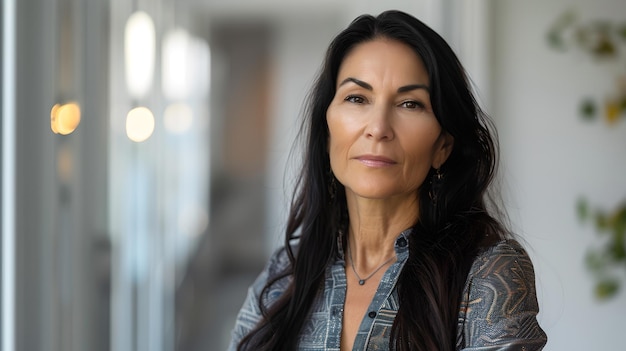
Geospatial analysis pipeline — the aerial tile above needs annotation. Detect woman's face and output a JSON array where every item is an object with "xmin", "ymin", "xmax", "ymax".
[{"xmin": 326, "ymin": 38, "xmax": 453, "ymax": 201}]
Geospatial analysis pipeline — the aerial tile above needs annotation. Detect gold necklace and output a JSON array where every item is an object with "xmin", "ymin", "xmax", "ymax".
[{"xmin": 348, "ymin": 246, "xmax": 395, "ymax": 285}]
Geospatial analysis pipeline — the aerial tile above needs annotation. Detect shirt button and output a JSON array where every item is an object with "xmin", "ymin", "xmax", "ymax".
[
  {"xmin": 397, "ymin": 237, "xmax": 407, "ymax": 247},
  {"xmin": 368, "ymin": 311, "xmax": 377, "ymax": 318}
]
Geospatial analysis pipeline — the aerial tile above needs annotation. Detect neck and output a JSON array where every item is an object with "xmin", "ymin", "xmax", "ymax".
[{"xmin": 345, "ymin": 191, "xmax": 417, "ymax": 270}]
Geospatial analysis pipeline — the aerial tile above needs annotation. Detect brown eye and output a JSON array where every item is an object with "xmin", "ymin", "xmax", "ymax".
[
  {"xmin": 400, "ymin": 100, "xmax": 424, "ymax": 110},
  {"xmin": 345, "ymin": 95, "xmax": 366, "ymax": 104}
]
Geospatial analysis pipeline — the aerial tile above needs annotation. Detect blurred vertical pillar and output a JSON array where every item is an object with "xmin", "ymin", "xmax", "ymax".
[
  {"xmin": 2, "ymin": 0, "xmax": 16, "ymax": 350},
  {"xmin": 436, "ymin": 0, "xmax": 493, "ymax": 111},
  {"xmin": 13, "ymin": 1, "xmax": 58, "ymax": 350},
  {"xmin": 457, "ymin": 0, "xmax": 493, "ymax": 111},
  {"xmin": 11, "ymin": 0, "xmax": 111, "ymax": 351},
  {"xmin": 110, "ymin": 0, "xmax": 178, "ymax": 351}
]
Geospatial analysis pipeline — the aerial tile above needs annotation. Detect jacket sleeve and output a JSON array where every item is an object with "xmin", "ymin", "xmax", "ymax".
[
  {"xmin": 227, "ymin": 247, "xmax": 291, "ymax": 351},
  {"xmin": 457, "ymin": 239, "xmax": 548, "ymax": 351}
]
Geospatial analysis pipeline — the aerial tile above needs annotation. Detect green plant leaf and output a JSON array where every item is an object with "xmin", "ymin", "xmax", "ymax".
[
  {"xmin": 547, "ymin": 30, "xmax": 565, "ymax": 50},
  {"xmin": 586, "ymin": 249, "xmax": 607, "ymax": 272},
  {"xmin": 580, "ymin": 99, "xmax": 597, "ymax": 119},
  {"xmin": 608, "ymin": 240, "xmax": 626, "ymax": 261},
  {"xmin": 547, "ymin": 10, "xmax": 577, "ymax": 50},
  {"xmin": 595, "ymin": 279, "xmax": 619, "ymax": 300},
  {"xmin": 596, "ymin": 212, "xmax": 609, "ymax": 232}
]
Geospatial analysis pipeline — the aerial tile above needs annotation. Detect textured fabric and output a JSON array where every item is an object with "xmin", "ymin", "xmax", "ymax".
[{"xmin": 228, "ymin": 231, "xmax": 547, "ymax": 350}]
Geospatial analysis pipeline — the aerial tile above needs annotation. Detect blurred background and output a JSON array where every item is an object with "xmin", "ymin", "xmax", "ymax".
[{"xmin": 2, "ymin": 0, "xmax": 626, "ymax": 350}]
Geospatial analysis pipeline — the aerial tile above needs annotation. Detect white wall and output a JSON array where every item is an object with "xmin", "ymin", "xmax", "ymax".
[{"xmin": 493, "ymin": 1, "xmax": 626, "ymax": 350}]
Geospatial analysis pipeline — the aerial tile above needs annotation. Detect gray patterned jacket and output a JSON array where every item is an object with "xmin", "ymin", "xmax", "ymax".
[{"xmin": 229, "ymin": 230, "xmax": 547, "ymax": 350}]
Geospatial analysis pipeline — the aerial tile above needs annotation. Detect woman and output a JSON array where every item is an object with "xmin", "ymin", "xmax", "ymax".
[{"xmin": 229, "ymin": 10, "xmax": 547, "ymax": 351}]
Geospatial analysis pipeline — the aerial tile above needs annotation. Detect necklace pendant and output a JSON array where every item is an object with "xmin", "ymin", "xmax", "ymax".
[{"xmin": 359, "ymin": 279, "xmax": 365, "ymax": 285}]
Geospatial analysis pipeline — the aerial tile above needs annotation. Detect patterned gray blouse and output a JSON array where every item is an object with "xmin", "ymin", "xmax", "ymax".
[{"xmin": 229, "ymin": 230, "xmax": 547, "ymax": 350}]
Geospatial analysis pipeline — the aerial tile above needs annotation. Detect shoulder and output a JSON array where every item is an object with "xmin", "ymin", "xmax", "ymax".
[
  {"xmin": 464, "ymin": 238, "xmax": 539, "ymax": 307},
  {"xmin": 253, "ymin": 245, "xmax": 293, "ymax": 304},
  {"xmin": 457, "ymin": 239, "xmax": 547, "ymax": 350},
  {"xmin": 468, "ymin": 238, "xmax": 535, "ymax": 279},
  {"xmin": 239, "ymin": 245, "xmax": 294, "ymax": 316}
]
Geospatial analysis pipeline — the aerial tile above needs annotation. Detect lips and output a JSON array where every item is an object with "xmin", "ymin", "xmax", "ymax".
[{"xmin": 354, "ymin": 155, "xmax": 397, "ymax": 167}]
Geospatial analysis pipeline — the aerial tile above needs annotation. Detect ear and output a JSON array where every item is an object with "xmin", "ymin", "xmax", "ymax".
[{"xmin": 432, "ymin": 131, "xmax": 454, "ymax": 169}]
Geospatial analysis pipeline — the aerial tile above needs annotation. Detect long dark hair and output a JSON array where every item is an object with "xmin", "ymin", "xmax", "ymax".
[{"xmin": 238, "ymin": 10, "xmax": 505, "ymax": 351}]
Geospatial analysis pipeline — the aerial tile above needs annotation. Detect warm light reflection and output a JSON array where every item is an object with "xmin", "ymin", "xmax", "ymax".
[
  {"xmin": 50, "ymin": 102, "xmax": 81, "ymax": 135},
  {"xmin": 126, "ymin": 107, "xmax": 155, "ymax": 142},
  {"xmin": 125, "ymin": 11, "xmax": 155, "ymax": 99},
  {"xmin": 163, "ymin": 103, "xmax": 193, "ymax": 134}
]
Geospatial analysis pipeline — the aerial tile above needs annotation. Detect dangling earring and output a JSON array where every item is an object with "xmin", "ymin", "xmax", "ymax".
[{"xmin": 429, "ymin": 168, "xmax": 443, "ymax": 204}]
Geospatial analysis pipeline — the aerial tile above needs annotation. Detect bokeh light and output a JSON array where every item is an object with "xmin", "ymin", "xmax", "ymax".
[
  {"xmin": 125, "ymin": 106, "xmax": 155, "ymax": 142},
  {"xmin": 50, "ymin": 102, "xmax": 81, "ymax": 135},
  {"xmin": 163, "ymin": 103, "xmax": 193, "ymax": 134},
  {"xmin": 124, "ymin": 11, "xmax": 155, "ymax": 99},
  {"xmin": 162, "ymin": 29, "xmax": 192, "ymax": 101}
]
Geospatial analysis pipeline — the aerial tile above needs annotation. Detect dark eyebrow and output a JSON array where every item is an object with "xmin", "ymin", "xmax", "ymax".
[
  {"xmin": 339, "ymin": 77, "xmax": 430, "ymax": 94},
  {"xmin": 397, "ymin": 84, "xmax": 430, "ymax": 93},
  {"xmin": 338, "ymin": 77, "xmax": 372, "ymax": 90}
]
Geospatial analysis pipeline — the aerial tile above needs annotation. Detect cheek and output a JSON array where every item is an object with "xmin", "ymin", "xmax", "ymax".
[
  {"xmin": 327, "ymin": 127, "xmax": 358, "ymax": 184},
  {"xmin": 326, "ymin": 108, "xmax": 350, "ymax": 163},
  {"xmin": 327, "ymin": 129, "xmax": 346, "ymax": 171},
  {"xmin": 400, "ymin": 131, "xmax": 441, "ymax": 182}
]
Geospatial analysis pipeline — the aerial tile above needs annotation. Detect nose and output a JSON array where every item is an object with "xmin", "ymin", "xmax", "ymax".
[{"xmin": 364, "ymin": 105, "xmax": 394, "ymax": 141}]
